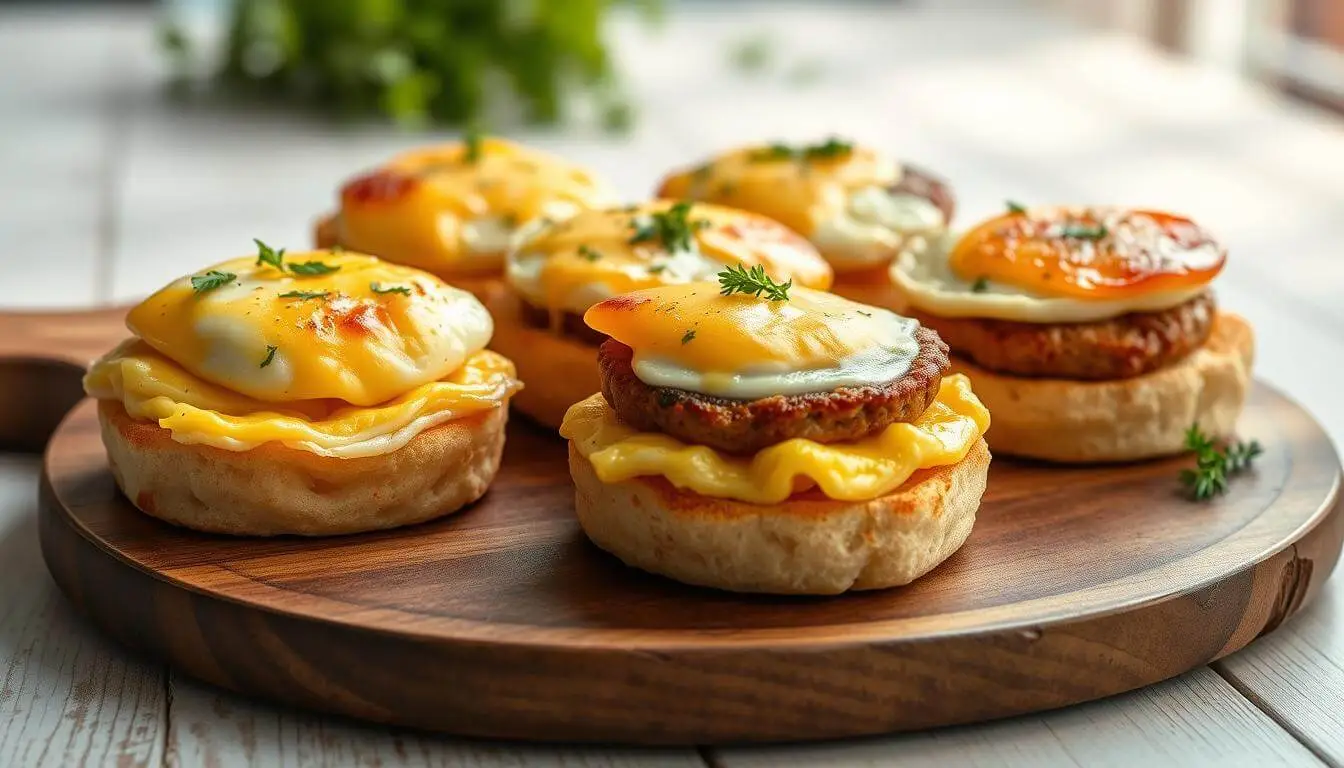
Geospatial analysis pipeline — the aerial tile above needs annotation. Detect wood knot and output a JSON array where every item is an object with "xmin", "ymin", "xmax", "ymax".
[{"xmin": 1259, "ymin": 544, "xmax": 1313, "ymax": 638}]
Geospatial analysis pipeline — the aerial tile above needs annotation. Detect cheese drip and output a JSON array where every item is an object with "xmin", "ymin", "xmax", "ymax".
[
  {"xmin": 560, "ymin": 375, "xmax": 989, "ymax": 504},
  {"xmin": 506, "ymin": 200, "xmax": 833, "ymax": 316},
  {"xmin": 85, "ymin": 340, "xmax": 520, "ymax": 458},
  {"xmin": 584, "ymin": 284, "xmax": 921, "ymax": 399}
]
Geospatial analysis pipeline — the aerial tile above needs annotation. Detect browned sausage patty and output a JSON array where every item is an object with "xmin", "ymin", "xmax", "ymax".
[
  {"xmin": 596, "ymin": 328, "xmax": 950, "ymax": 455},
  {"xmin": 889, "ymin": 163, "xmax": 956, "ymax": 224},
  {"xmin": 909, "ymin": 291, "xmax": 1216, "ymax": 381}
]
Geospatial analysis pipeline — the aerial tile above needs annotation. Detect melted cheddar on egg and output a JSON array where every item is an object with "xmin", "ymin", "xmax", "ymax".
[
  {"xmin": 561, "ymin": 375, "xmax": 988, "ymax": 505},
  {"xmin": 127, "ymin": 252, "xmax": 492, "ymax": 406},
  {"xmin": 507, "ymin": 200, "xmax": 834, "ymax": 317},
  {"xmin": 656, "ymin": 140, "xmax": 951, "ymax": 270},
  {"xmin": 950, "ymin": 206, "xmax": 1225, "ymax": 300},
  {"xmin": 584, "ymin": 284, "xmax": 920, "ymax": 399},
  {"xmin": 85, "ymin": 340, "xmax": 520, "ymax": 458},
  {"xmin": 334, "ymin": 137, "xmax": 618, "ymax": 274}
]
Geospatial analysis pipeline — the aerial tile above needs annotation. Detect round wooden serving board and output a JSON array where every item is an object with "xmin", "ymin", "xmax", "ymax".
[{"xmin": 4, "ymin": 307, "xmax": 1343, "ymax": 745}]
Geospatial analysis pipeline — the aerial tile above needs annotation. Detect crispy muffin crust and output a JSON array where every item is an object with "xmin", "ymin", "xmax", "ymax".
[
  {"xmin": 596, "ymin": 327, "xmax": 950, "ymax": 455},
  {"xmin": 910, "ymin": 291, "xmax": 1216, "ymax": 380}
]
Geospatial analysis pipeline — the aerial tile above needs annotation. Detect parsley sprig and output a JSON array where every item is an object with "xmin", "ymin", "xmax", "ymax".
[
  {"xmin": 371, "ymin": 282, "xmax": 412, "ymax": 295},
  {"xmin": 1180, "ymin": 424, "xmax": 1263, "ymax": 501},
  {"xmin": 1058, "ymin": 223, "xmax": 1108, "ymax": 240},
  {"xmin": 259, "ymin": 345, "xmax": 278, "ymax": 369},
  {"xmin": 1006, "ymin": 200, "xmax": 1028, "ymax": 214},
  {"xmin": 254, "ymin": 239, "xmax": 340, "ymax": 276},
  {"xmin": 190, "ymin": 270, "xmax": 236, "ymax": 294},
  {"xmin": 629, "ymin": 202, "xmax": 709, "ymax": 252},
  {"xmin": 717, "ymin": 263, "xmax": 792, "ymax": 302},
  {"xmin": 463, "ymin": 126, "xmax": 484, "ymax": 164},
  {"xmin": 748, "ymin": 136, "xmax": 854, "ymax": 163},
  {"xmin": 278, "ymin": 290, "xmax": 329, "ymax": 301}
]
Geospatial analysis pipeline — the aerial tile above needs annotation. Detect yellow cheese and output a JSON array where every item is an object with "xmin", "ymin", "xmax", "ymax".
[
  {"xmin": 560, "ymin": 375, "xmax": 989, "ymax": 504},
  {"xmin": 127, "ymin": 251, "xmax": 493, "ymax": 406},
  {"xmin": 658, "ymin": 144, "xmax": 899, "ymax": 237},
  {"xmin": 85, "ymin": 340, "xmax": 520, "ymax": 458},
  {"xmin": 506, "ymin": 200, "xmax": 834, "ymax": 315},
  {"xmin": 336, "ymin": 138, "xmax": 618, "ymax": 274}
]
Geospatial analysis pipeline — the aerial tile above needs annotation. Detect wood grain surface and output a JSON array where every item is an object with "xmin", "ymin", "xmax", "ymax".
[{"xmin": 11, "ymin": 297, "xmax": 1339, "ymax": 743}]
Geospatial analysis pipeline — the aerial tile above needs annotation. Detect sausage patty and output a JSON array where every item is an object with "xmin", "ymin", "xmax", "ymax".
[
  {"xmin": 596, "ymin": 328, "xmax": 950, "ymax": 455},
  {"xmin": 909, "ymin": 291, "xmax": 1216, "ymax": 380}
]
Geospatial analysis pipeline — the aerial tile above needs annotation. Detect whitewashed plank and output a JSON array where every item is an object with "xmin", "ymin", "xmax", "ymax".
[
  {"xmin": 0, "ymin": 456, "xmax": 167, "ymax": 768},
  {"xmin": 713, "ymin": 668, "xmax": 1322, "ymax": 768},
  {"xmin": 165, "ymin": 675, "xmax": 705, "ymax": 768}
]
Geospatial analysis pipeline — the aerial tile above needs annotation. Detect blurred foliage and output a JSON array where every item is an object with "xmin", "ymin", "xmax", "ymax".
[{"xmin": 164, "ymin": 0, "xmax": 661, "ymax": 130}]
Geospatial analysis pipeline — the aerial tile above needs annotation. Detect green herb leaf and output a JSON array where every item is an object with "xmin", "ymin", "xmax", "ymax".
[
  {"xmin": 278, "ymin": 290, "xmax": 330, "ymax": 300},
  {"xmin": 681, "ymin": 329, "xmax": 696, "ymax": 344},
  {"xmin": 259, "ymin": 345, "xmax": 278, "ymax": 369},
  {"xmin": 463, "ymin": 125, "xmax": 484, "ymax": 164},
  {"xmin": 371, "ymin": 282, "xmax": 412, "ymax": 295},
  {"xmin": 1180, "ymin": 423, "xmax": 1261, "ymax": 501},
  {"xmin": 629, "ymin": 202, "xmax": 708, "ymax": 252},
  {"xmin": 577, "ymin": 244, "xmax": 603, "ymax": 262},
  {"xmin": 288, "ymin": 260, "xmax": 340, "ymax": 276},
  {"xmin": 1006, "ymin": 201, "xmax": 1028, "ymax": 214},
  {"xmin": 254, "ymin": 239, "xmax": 286, "ymax": 271},
  {"xmin": 647, "ymin": 263, "xmax": 668, "ymax": 274},
  {"xmin": 1059, "ymin": 224, "xmax": 1108, "ymax": 240},
  {"xmin": 971, "ymin": 277, "xmax": 990, "ymax": 293},
  {"xmin": 191, "ymin": 270, "xmax": 236, "ymax": 294},
  {"xmin": 749, "ymin": 137, "xmax": 854, "ymax": 163},
  {"xmin": 717, "ymin": 263, "xmax": 792, "ymax": 302}
]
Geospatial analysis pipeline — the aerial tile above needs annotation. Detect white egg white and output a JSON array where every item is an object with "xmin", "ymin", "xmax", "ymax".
[
  {"xmin": 811, "ymin": 187, "xmax": 946, "ymax": 270},
  {"xmin": 632, "ymin": 310, "xmax": 922, "ymax": 400}
]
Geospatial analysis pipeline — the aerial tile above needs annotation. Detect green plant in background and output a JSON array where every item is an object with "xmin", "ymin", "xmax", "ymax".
[{"xmin": 163, "ymin": 0, "xmax": 660, "ymax": 130}]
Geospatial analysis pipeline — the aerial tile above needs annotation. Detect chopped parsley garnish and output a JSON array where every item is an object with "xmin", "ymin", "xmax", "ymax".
[
  {"xmin": 190, "ymin": 270, "xmax": 236, "ymax": 294},
  {"xmin": 681, "ymin": 329, "xmax": 696, "ymax": 344},
  {"xmin": 259, "ymin": 345, "xmax": 278, "ymax": 369},
  {"xmin": 971, "ymin": 277, "xmax": 990, "ymax": 293},
  {"xmin": 628, "ymin": 202, "xmax": 709, "ymax": 252},
  {"xmin": 717, "ymin": 263, "xmax": 791, "ymax": 302},
  {"xmin": 577, "ymin": 244, "xmax": 603, "ymax": 262},
  {"xmin": 288, "ymin": 260, "xmax": 341, "ymax": 276},
  {"xmin": 647, "ymin": 263, "xmax": 668, "ymax": 274},
  {"xmin": 857, "ymin": 310, "xmax": 873, "ymax": 317},
  {"xmin": 1180, "ymin": 424, "xmax": 1263, "ymax": 501},
  {"xmin": 1059, "ymin": 224, "xmax": 1108, "ymax": 240},
  {"xmin": 278, "ymin": 290, "xmax": 329, "ymax": 300},
  {"xmin": 463, "ymin": 126, "xmax": 484, "ymax": 164},
  {"xmin": 1006, "ymin": 200, "xmax": 1028, "ymax": 214},
  {"xmin": 255, "ymin": 239, "xmax": 286, "ymax": 271},
  {"xmin": 371, "ymin": 282, "xmax": 412, "ymax": 295},
  {"xmin": 748, "ymin": 137, "xmax": 854, "ymax": 163}
]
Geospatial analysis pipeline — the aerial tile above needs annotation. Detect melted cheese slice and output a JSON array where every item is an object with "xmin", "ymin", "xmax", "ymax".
[
  {"xmin": 507, "ymin": 200, "xmax": 833, "ymax": 316},
  {"xmin": 127, "ymin": 252, "xmax": 492, "ymax": 406},
  {"xmin": 657, "ymin": 143, "xmax": 947, "ymax": 270},
  {"xmin": 560, "ymin": 374, "xmax": 988, "ymax": 504},
  {"xmin": 949, "ymin": 206, "xmax": 1224, "ymax": 300},
  {"xmin": 335, "ymin": 138, "xmax": 618, "ymax": 274},
  {"xmin": 85, "ymin": 340, "xmax": 520, "ymax": 458},
  {"xmin": 585, "ymin": 284, "xmax": 920, "ymax": 399}
]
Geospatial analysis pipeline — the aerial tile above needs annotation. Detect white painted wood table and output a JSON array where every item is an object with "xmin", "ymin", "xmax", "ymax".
[{"xmin": 3, "ymin": 3, "xmax": 1344, "ymax": 766}]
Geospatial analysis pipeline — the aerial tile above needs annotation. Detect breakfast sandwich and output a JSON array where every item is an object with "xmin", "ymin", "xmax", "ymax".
[
  {"xmin": 315, "ymin": 135, "xmax": 618, "ymax": 299},
  {"xmin": 489, "ymin": 199, "xmax": 833, "ymax": 428},
  {"xmin": 656, "ymin": 137, "xmax": 953, "ymax": 306},
  {"xmin": 893, "ymin": 205, "xmax": 1254, "ymax": 463},
  {"xmin": 558, "ymin": 276, "xmax": 991, "ymax": 594},
  {"xmin": 83, "ymin": 244, "xmax": 522, "ymax": 536}
]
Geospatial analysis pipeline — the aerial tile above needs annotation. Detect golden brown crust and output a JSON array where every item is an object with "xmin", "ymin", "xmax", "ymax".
[
  {"xmin": 98, "ymin": 399, "xmax": 508, "ymax": 536},
  {"xmin": 568, "ymin": 439, "xmax": 989, "ymax": 594},
  {"xmin": 596, "ymin": 332, "xmax": 949, "ymax": 454},
  {"xmin": 313, "ymin": 212, "xmax": 502, "ymax": 302},
  {"xmin": 953, "ymin": 312, "xmax": 1254, "ymax": 463},
  {"xmin": 484, "ymin": 288, "xmax": 602, "ymax": 430},
  {"xmin": 911, "ymin": 292, "xmax": 1217, "ymax": 380}
]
